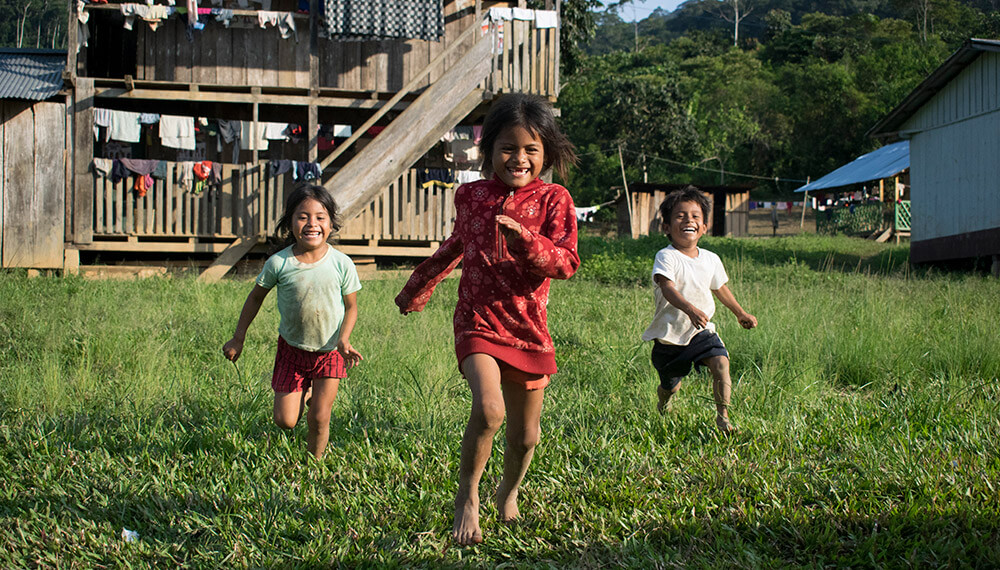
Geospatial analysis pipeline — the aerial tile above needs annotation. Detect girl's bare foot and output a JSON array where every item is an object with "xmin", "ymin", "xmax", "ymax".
[
  {"xmin": 495, "ymin": 484, "xmax": 520, "ymax": 523},
  {"xmin": 716, "ymin": 414, "xmax": 737, "ymax": 436},
  {"xmin": 453, "ymin": 491, "xmax": 483, "ymax": 545}
]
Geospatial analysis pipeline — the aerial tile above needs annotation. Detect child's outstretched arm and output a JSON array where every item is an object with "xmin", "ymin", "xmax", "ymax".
[
  {"xmin": 655, "ymin": 274, "xmax": 710, "ymax": 329},
  {"xmin": 499, "ymin": 188, "xmax": 580, "ymax": 279},
  {"xmin": 223, "ymin": 285, "xmax": 271, "ymax": 362},
  {"xmin": 337, "ymin": 291, "xmax": 363, "ymax": 367},
  {"xmin": 712, "ymin": 285, "xmax": 757, "ymax": 329},
  {"xmin": 395, "ymin": 233, "xmax": 464, "ymax": 314}
]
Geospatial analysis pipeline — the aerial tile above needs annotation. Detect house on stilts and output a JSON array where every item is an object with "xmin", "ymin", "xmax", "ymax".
[{"xmin": 0, "ymin": 0, "xmax": 561, "ymax": 279}]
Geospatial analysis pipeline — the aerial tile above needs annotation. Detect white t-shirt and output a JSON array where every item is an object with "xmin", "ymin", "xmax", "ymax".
[
  {"xmin": 256, "ymin": 244, "xmax": 362, "ymax": 352},
  {"xmin": 641, "ymin": 245, "xmax": 728, "ymax": 346}
]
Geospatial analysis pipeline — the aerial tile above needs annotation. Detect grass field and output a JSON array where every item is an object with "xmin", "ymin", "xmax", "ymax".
[{"xmin": 1, "ymin": 234, "xmax": 998, "ymax": 567}]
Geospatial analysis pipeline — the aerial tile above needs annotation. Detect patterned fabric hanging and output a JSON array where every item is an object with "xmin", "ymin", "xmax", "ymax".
[{"xmin": 323, "ymin": 0, "xmax": 444, "ymax": 41}]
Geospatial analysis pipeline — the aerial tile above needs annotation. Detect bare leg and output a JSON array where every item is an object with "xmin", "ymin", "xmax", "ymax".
[
  {"xmin": 305, "ymin": 377, "xmax": 340, "ymax": 459},
  {"xmin": 496, "ymin": 378, "xmax": 545, "ymax": 523},
  {"xmin": 704, "ymin": 356, "xmax": 735, "ymax": 435},
  {"xmin": 454, "ymin": 354, "xmax": 506, "ymax": 545},
  {"xmin": 273, "ymin": 389, "xmax": 309, "ymax": 430},
  {"xmin": 656, "ymin": 381, "xmax": 682, "ymax": 414}
]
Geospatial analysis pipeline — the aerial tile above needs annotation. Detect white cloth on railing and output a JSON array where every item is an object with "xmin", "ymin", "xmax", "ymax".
[
  {"xmin": 258, "ymin": 11, "xmax": 297, "ymax": 40},
  {"xmin": 240, "ymin": 121, "xmax": 269, "ymax": 151},
  {"xmin": 454, "ymin": 170, "xmax": 482, "ymax": 185},
  {"xmin": 534, "ymin": 10, "xmax": 558, "ymax": 28},
  {"xmin": 512, "ymin": 7, "xmax": 533, "ymax": 20},
  {"xmin": 109, "ymin": 111, "xmax": 142, "ymax": 143},
  {"xmin": 160, "ymin": 115, "xmax": 196, "ymax": 150},
  {"xmin": 488, "ymin": 7, "xmax": 512, "ymax": 21}
]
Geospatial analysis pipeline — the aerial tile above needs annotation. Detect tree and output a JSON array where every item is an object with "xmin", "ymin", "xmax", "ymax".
[{"xmin": 717, "ymin": 0, "xmax": 755, "ymax": 46}]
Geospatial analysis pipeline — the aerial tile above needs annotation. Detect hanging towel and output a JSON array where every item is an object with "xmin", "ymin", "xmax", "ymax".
[
  {"xmin": 93, "ymin": 108, "xmax": 112, "ymax": 141},
  {"xmin": 512, "ymin": 7, "xmax": 533, "ymax": 20},
  {"xmin": 488, "ymin": 7, "xmax": 512, "ymax": 21},
  {"xmin": 534, "ymin": 10, "xmax": 557, "ymax": 28},
  {"xmin": 240, "ymin": 121, "xmax": 269, "ymax": 151},
  {"xmin": 263, "ymin": 122, "xmax": 290, "ymax": 140},
  {"xmin": 333, "ymin": 124, "xmax": 352, "ymax": 138},
  {"xmin": 160, "ymin": 115, "xmax": 196, "ymax": 150},
  {"xmin": 108, "ymin": 110, "xmax": 142, "ymax": 143}
]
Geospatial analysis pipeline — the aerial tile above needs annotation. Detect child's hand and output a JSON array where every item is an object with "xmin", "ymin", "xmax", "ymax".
[
  {"xmin": 223, "ymin": 337, "xmax": 244, "ymax": 362},
  {"xmin": 338, "ymin": 340, "xmax": 363, "ymax": 368},
  {"xmin": 496, "ymin": 215, "xmax": 524, "ymax": 241},
  {"xmin": 685, "ymin": 308, "xmax": 710, "ymax": 329},
  {"xmin": 738, "ymin": 313, "xmax": 758, "ymax": 329}
]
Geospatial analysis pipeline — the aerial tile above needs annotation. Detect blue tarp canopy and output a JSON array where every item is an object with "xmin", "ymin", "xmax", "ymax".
[{"xmin": 795, "ymin": 141, "xmax": 909, "ymax": 193}]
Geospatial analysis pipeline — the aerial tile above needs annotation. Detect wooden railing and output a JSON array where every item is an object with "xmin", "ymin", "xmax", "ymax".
[
  {"xmin": 486, "ymin": 18, "xmax": 559, "ymax": 98},
  {"xmin": 91, "ymin": 163, "xmax": 457, "ymax": 244}
]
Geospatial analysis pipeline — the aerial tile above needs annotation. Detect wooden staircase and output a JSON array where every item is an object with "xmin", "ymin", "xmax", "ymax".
[{"xmin": 198, "ymin": 24, "xmax": 494, "ymax": 282}]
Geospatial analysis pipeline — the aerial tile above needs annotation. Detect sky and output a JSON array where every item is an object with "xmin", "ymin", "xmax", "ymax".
[{"xmin": 613, "ymin": 0, "xmax": 687, "ymax": 22}]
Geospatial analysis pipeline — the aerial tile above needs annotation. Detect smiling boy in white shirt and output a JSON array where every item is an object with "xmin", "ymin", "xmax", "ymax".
[{"xmin": 642, "ymin": 186, "xmax": 758, "ymax": 435}]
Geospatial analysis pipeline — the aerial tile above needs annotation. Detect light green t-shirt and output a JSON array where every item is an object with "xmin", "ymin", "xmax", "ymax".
[{"xmin": 256, "ymin": 244, "xmax": 362, "ymax": 352}]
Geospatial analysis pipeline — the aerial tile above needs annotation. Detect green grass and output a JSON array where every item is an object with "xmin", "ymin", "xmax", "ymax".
[{"xmin": 1, "ymin": 234, "xmax": 998, "ymax": 567}]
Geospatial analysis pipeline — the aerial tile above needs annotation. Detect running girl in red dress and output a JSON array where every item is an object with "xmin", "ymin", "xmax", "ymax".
[{"xmin": 395, "ymin": 93, "xmax": 579, "ymax": 545}]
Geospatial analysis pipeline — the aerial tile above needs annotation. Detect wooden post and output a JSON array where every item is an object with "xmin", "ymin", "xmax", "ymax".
[
  {"xmin": 308, "ymin": 0, "xmax": 319, "ymax": 163},
  {"xmin": 73, "ymin": 78, "xmax": 94, "ymax": 244},
  {"xmin": 799, "ymin": 176, "xmax": 810, "ymax": 229},
  {"xmin": 618, "ymin": 144, "xmax": 634, "ymax": 239}
]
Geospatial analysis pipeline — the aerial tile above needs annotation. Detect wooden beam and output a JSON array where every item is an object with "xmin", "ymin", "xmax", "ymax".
[
  {"xmin": 197, "ymin": 235, "xmax": 258, "ymax": 283},
  {"xmin": 73, "ymin": 78, "xmax": 94, "ymax": 244},
  {"xmin": 93, "ymin": 87, "xmax": 412, "ymax": 110}
]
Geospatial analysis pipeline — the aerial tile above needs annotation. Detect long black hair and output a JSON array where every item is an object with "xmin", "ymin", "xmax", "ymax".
[
  {"xmin": 275, "ymin": 184, "xmax": 341, "ymax": 247},
  {"xmin": 479, "ymin": 93, "xmax": 577, "ymax": 180}
]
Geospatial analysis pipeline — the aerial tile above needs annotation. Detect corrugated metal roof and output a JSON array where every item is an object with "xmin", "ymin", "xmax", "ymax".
[
  {"xmin": 795, "ymin": 141, "xmax": 909, "ymax": 193},
  {"xmin": 867, "ymin": 39, "xmax": 1000, "ymax": 139},
  {"xmin": 0, "ymin": 48, "xmax": 66, "ymax": 101}
]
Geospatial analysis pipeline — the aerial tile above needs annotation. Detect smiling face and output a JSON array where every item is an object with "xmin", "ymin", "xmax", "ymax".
[
  {"xmin": 291, "ymin": 197, "xmax": 334, "ymax": 253},
  {"xmin": 664, "ymin": 200, "xmax": 708, "ymax": 250},
  {"xmin": 492, "ymin": 125, "xmax": 545, "ymax": 189}
]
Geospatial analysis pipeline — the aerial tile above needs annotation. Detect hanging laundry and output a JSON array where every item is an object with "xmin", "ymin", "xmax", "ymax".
[
  {"xmin": 177, "ymin": 161, "xmax": 195, "ymax": 192},
  {"xmin": 512, "ymin": 7, "xmax": 533, "ymax": 20},
  {"xmin": 574, "ymin": 205, "xmax": 600, "ymax": 222},
  {"xmin": 152, "ymin": 160, "xmax": 168, "ymax": 180},
  {"xmin": 211, "ymin": 8, "xmax": 234, "ymax": 27},
  {"xmin": 417, "ymin": 168, "xmax": 454, "ymax": 189},
  {"xmin": 93, "ymin": 108, "xmax": 111, "ymax": 140},
  {"xmin": 193, "ymin": 161, "xmax": 213, "ymax": 181},
  {"xmin": 263, "ymin": 122, "xmax": 290, "ymax": 141},
  {"xmin": 134, "ymin": 173, "xmax": 154, "ymax": 197},
  {"xmin": 454, "ymin": 170, "xmax": 481, "ymax": 185},
  {"xmin": 534, "ymin": 10, "xmax": 558, "ymax": 28},
  {"xmin": 92, "ymin": 158, "xmax": 113, "ymax": 178},
  {"xmin": 473, "ymin": 125, "xmax": 482, "ymax": 144},
  {"xmin": 295, "ymin": 161, "xmax": 321, "ymax": 181},
  {"xmin": 240, "ymin": 121, "xmax": 269, "ymax": 151},
  {"xmin": 217, "ymin": 119, "xmax": 239, "ymax": 143},
  {"xmin": 333, "ymin": 124, "xmax": 352, "ymax": 138},
  {"xmin": 211, "ymin": 162, "xmax": 223, "ymax": 184},
  {"xmin": 160, "ymin": 115, "xmax": 196, "ymax": 150},
  {"xmin": 258, "ymin": 11, "xmax": 298, "ymax": 40},
  {"xmin": 270, "ymin": 160, "xmax": 294, "ymax": 178},
  {"xmin": 119, "ymin": 4, "xmax": 172, "ymax": 31},
  {"xmin": 138, "ymin": 113, "xmax": 160, "ymax": 124},
  {"xmin": 488, "ymin": 7, "xmax": 512, "ymax": 21},
  {"xmin": 108, "ymin": 111, "xmax": 142, "ymax": 143},
  {"xmin": 110, "ymin": 159, "xmax": 131, "ymax": 184},
  {"xmin": 120, "ymin": 158, "xmax": 160, "ymax": 177},
  {"xmin": 323, "ymin": 0, "xmax": 443, "ymax": 41}
]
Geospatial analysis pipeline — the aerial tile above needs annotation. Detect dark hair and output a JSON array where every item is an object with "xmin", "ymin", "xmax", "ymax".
[
  {"xmin": 275, "ymin": 184, "xmax": 341, "ymax": 246},
  {"xmin": 659, "ymin": 185, "xmax": 712, "ymax": 227},
  {"xmin": 479, "ymin": 93, "xmax": 577, "ymax": 180}
]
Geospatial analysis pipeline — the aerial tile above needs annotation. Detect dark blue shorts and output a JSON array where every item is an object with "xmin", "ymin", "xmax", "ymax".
[{"xmin": 650, "ymin": 330, "xmax": 729, "ymax": 391}]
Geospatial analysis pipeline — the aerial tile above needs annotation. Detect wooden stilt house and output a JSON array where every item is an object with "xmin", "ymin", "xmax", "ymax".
[{"xmin": 44, "ymin": 0, "xmax": 561, "ymax": 277}]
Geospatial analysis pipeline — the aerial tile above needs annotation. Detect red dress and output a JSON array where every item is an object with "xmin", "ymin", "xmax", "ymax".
[{"xmin": 395, "ymin": 176, "xmax": 579, "ymax": 374}]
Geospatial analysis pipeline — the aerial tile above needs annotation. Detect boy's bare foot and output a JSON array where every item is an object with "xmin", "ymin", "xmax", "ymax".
[
  {"xmin": 716, "ymin": 415, "xmax": 737, "ymax": 436},
  {"xmin": 453, "ymin": 491, "xmax": 483, "ymax": 545},
  {"xmin": 495, "ymin": 484, "xmax": 520, "ymax": 523},
  {"xmin": 656, "ymin": 386, "xmax": 671, "ymax": 413}
]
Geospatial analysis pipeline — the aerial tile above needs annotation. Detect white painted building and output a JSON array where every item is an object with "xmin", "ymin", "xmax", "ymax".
[{"xmin": 869, "ymin": 39, "xmax": 1000, "ymax": 267}]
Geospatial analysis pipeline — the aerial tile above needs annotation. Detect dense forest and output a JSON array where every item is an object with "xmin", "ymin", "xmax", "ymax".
[
  {"xmin": 558, "ymin": 0, "xmax": 1000, "ymax": 205},
  {"xmin": 3, "ymin": 0, "xmax": 997, "ymax": 205}
]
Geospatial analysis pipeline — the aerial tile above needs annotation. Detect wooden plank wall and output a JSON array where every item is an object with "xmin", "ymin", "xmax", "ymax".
[
  {"xmin": 132, "ymin": 1, "xmax": 477, "ymax": 92},
  {"xmin": 339, "ymin": 169, "xmax": 457, "ymax": 241},
  {"xmin": 0, "ymin": 101, "xmax": 66, "ymax": 269}
]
